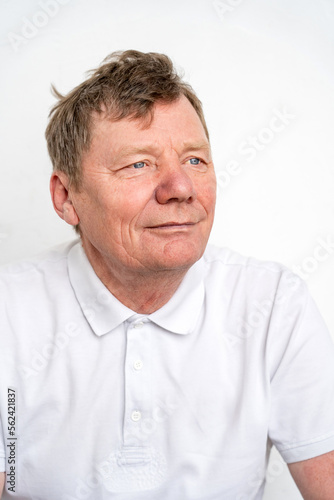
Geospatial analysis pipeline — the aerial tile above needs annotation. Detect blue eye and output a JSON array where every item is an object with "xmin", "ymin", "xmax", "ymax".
[
  {"xmin": 133, "ymin": 161, "xmax": 145, "ymax": 169},
  {"xmin": 189, "ymin": 158, "xmax": 201, "ymax": 165}
]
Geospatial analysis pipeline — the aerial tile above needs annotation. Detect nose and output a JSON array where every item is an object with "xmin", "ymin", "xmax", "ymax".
[{"xmin": 155, "ymin": 163, "xmax": 197, "ymax": 205}]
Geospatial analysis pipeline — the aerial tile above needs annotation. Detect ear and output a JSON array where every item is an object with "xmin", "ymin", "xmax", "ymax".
[{"xmin": 50, "ymin": 172, "xmax": 80, "ymax": 226}]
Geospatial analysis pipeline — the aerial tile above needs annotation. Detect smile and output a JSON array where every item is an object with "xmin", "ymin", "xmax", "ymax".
[{"xmin": 148, "ymin": 222, "xmax": 197, "ymax": 229}]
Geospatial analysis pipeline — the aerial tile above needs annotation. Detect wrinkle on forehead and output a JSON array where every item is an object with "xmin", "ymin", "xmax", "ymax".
[
  {"xmin": 91, "ymin": 95, "xmax": 199, "ymax": 133},
  {"xmin": 86, "ymin": 97, "xmax": 210, "ymax": 165}
]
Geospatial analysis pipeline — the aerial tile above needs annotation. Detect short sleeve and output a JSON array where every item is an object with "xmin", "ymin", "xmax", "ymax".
[{"xmin": 268, "ymin": 276, "xmax": 334, "ymax": 463}]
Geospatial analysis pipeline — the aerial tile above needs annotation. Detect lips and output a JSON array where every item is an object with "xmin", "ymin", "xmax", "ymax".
[{"xmin": 148, "ymin": 222, "xmax": 197, "ymax": 228}]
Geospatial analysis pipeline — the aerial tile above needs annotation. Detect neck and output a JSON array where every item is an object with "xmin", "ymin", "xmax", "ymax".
[{"xmin": 82, "ymin": 242, "xmax": 189, "ymax": 314}]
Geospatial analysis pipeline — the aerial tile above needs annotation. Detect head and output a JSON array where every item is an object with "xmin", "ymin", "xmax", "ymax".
[
  {"xmin": 48, "ymin": 50, "xmax": 216, "ymax": 279},
  {"xmin": 46, "ymin": 50, "xmax": 209, "ymax": 192}
]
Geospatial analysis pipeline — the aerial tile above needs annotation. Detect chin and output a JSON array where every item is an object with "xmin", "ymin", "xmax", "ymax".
[{"xmin": 150, "ymin": 240, "xmax": 206, "ymax": 271}]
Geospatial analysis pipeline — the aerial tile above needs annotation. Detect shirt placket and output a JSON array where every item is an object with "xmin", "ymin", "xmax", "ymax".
[
  {"xmin": 123, "ymin": 315, "xmax": 152, "ymax": 454},
  {"xmin": 99, "ymin": 317, "xmax": 169, "ymax": 493}
]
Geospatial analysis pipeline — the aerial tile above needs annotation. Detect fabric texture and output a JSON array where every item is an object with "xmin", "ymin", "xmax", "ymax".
[{"xmin": 0, "ymin": 240, "xmax": 334, "ymax": 500}]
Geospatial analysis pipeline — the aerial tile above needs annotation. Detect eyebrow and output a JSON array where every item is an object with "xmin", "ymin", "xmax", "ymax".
[
  {"xmin": 112, "ymin": 141, "xmax": 211, "ymax": 164},
  {"xmin": 181, "ymin": 141, "xmax": 211, "ymax": 153},
  {"xmin": 114, "ymin": 146, "xmax": 159, "ymax": 159}
]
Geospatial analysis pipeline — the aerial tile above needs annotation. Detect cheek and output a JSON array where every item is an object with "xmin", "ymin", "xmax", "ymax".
[
  {"xmin": 197, "ymin": 178, "xmax": 217, "ymax": 212},
  {"xmin": 102, "ymin": 180, "xmax": 154, "ymax": 225}
]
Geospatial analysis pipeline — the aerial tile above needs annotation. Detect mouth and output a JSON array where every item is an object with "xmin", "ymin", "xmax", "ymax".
[{"xmin": 148, "ymin": 222, "xmax": 197, "ymax": 229}]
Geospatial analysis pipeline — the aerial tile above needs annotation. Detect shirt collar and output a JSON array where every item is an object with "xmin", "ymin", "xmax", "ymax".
[
  {"xmin": 148, "ymin": 258, "xmax": 205, "ymax": 335},
  {"xmin": 67, "ymin": 241, "xmax": 205, "ymax": 337}
]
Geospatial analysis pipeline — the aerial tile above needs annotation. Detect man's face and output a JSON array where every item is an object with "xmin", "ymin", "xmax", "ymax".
[{"xmin": 69, "ymin": 96, "xmax": 216, "ymax": 275}]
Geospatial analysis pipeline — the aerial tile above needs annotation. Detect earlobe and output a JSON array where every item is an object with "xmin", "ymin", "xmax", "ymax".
[{"xmin": 50, "ymin": 172, "xmax": 80, "ymax": 226}]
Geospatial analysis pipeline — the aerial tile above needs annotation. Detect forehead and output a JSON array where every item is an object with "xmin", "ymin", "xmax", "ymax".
[{"xmin": 88, "ymin": 96, "xmax": 209, "ymax": 155}]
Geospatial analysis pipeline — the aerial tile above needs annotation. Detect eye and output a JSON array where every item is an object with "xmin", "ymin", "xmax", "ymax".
[
  {"xmin": 132, "ymin": 161, "xmax": 146, "ymax": 169},
  {"xmin": 185, "ymin": 156, "xmax": 209, "ymax": 172},
  {"xmin": 188, "ymin": 157, "xmax": 201, "ymax": 165}
]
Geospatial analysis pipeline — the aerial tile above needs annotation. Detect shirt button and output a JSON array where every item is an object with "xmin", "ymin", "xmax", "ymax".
[
  {"xmin": 131, "ymin": 410, "xmax": 141, "ymax": 422},
  {"xmin": 133, "ymin": 322, "xmax": 144, "ymax": 329},
  {"xmin": 134, "ymin": 360, "xmax": 143, "ymax": 370}
]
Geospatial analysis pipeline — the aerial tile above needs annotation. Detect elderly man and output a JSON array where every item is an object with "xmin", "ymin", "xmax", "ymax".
[{"xmin": 0, "ymin": 50, "xmax": 334, "ymax": 499}]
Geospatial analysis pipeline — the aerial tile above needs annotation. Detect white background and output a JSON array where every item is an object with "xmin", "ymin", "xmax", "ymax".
[{"xmin": 1, "ymin": 0, "xmax": 334, "ymax": 498}]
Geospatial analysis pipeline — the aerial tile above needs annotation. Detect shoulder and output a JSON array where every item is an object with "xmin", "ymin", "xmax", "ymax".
[
  {"xmin": 202, "ymin": 244, "xmax": 300, "ymax": 284},
  {"xmin": 0, "ymin": 239, "xmax": 79, "ymax": 293},
  {"xmin": 203, "ymin": 244, "xmax": 286, "ymax": 274},
  {"xmin": 201, "ymin": 244, "xmax": 306, "ymax": 311}
]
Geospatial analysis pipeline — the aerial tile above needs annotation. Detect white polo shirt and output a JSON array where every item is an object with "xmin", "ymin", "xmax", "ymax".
[{"xmin": 1, "ymin": 240, "xmax": 334, "ymax": 500}]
